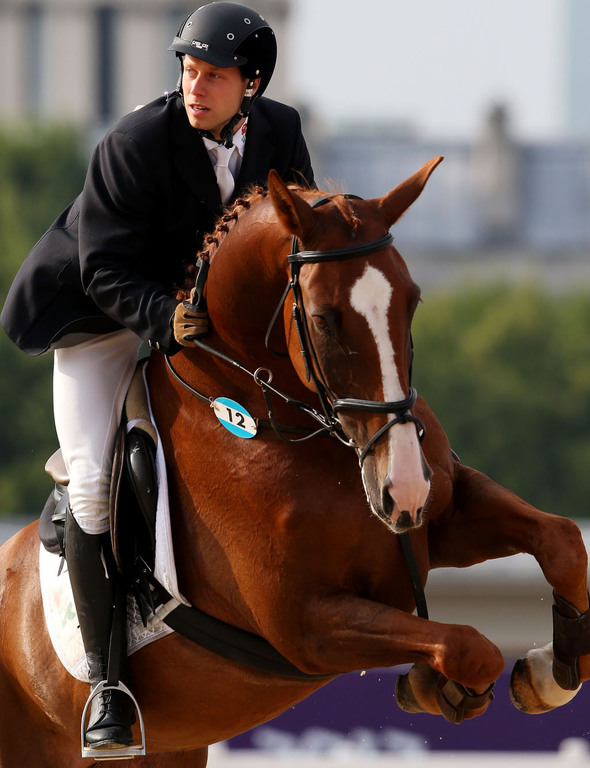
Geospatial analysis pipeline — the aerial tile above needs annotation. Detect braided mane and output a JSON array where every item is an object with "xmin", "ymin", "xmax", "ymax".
[
  {"xmin": 177, "ymin": 185, "xmax": 267, "ymax": 298},
  {"xmin": 177, "ymin": 182, "xmax": 361, "ymax": 299},
  {"xmin": 201, "ymin": 185, "xmax": 269, "ymax": 264}
]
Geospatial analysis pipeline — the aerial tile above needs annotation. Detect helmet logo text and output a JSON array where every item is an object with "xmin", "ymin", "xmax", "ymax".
[{"xmin": 191, "ymin": 40, "xmax": 209, "ymax": 51}]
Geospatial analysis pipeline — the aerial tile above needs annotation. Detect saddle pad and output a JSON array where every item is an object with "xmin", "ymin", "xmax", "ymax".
[{"xmin": 39, "ymin": 543, "xmax": 175, "ymax": 681}]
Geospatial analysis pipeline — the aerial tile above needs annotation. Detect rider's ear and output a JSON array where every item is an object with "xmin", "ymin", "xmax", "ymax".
[
  {"xmin": 268, "ymin": 170, "xmax": 321, "ymax": 244},
  {"xmin": 375, "ymin": 156, "xmax": 444, "ymax": 228}
]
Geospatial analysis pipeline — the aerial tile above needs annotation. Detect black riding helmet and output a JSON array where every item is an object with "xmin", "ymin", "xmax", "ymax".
[{"xmin": 169, "ymin": 2, "xmax": 277, "ymax": 146}]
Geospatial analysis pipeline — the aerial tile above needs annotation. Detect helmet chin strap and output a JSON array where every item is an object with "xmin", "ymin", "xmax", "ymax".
[
  {"xmin": 180, "ymin": 77, "xmax": 257, "ymax": 149},
  {"xmin": 214, "ymin": 78, "xmax": 257, "ymax": 148},
  {"xmin": 217, "ymin": 112, "xmax": 245, "ymax": 148}
]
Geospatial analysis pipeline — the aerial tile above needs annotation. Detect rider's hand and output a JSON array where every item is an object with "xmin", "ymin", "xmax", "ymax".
[{"xmin": 172, "ymin": 289, "xmax": 210, "ymax": 345}]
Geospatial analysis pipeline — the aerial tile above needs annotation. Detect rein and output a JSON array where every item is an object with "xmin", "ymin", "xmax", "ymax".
[{"xmin": 165, "ymin": 345, "xmax": 345, "ymax": 443}]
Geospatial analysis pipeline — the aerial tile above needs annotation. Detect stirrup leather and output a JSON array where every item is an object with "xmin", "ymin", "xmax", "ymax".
[{"xmin": 81, "ymin": 681, "xmax": 146, "ymax": 760}]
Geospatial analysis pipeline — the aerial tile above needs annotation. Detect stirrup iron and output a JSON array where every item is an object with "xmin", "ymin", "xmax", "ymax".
[{"xmin": 80, "ymin": 680, "xmax": 146, "ymax": 760}]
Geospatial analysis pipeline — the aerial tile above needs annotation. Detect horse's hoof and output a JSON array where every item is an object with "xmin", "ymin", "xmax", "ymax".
[
  {"xmin": 510, "ymin": 657, "xmax": 552, "ymax": 713},
  {"xmin": 510, "ymin": 646, "xmax": 580, "ymax": 714},
  {"xmin": 395, "ymin": 664, "xmax": 442, "ymax": 714},
  {"xmin": 395, "ymin": 671, "xmax": 427, "ymax": 714}
]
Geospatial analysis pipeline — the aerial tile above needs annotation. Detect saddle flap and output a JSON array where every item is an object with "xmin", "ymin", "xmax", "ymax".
[{"xmin": 124, "ymin": 361, "xmax": 158, "ymax": 447}]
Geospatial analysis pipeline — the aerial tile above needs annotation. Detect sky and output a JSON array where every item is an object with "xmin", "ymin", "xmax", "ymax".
[{"xmin": 286, "ymin": 0, "xmax": 567, "ymax": 141}]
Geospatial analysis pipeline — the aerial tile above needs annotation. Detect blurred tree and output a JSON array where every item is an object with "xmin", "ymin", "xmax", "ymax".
[
  {"xmin": 412, "ymin": 282, "xmax": 590, "ymax": 518},
  {"xmin": 0, "ymin": 126, "xmax": 86, "ymax": 518}
]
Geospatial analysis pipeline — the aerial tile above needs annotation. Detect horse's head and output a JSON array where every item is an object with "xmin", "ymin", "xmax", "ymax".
[{"xmin": 267, "ymin": 158, "xmax": 443, "ymax": 533}]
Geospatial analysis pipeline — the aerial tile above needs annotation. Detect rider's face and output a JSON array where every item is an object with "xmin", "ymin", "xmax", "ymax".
[{"xmin": 181, "ymin": 55, "xmax": 259, "ymax": 138}]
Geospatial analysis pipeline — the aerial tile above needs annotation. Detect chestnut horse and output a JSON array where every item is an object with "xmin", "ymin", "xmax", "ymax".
[{"xmin": 1, "ymin": 158, "xmax": 589, "ymax": 767}]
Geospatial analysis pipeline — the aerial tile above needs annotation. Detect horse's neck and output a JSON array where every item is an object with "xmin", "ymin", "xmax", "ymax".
[
  {"xmin": 206, "ymin": 221, "xmax": 290, "ymax": 360},
  {"xmin": 164, "ymin": 225, "xmax": 316, "ymax": 421}
]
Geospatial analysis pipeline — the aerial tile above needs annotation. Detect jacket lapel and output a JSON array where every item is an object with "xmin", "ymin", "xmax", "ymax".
[
  {"xmin": 235, "ymin": 105, "xmax": 274, "ymax": 193},
  {"xmin": 170, "ymin": 96, "xmax": 221, "ymax": 214}
]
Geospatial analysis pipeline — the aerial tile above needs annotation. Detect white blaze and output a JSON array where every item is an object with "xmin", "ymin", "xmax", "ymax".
[
  {"xmin": 349, "ymin": 265, "xmax": 428, "ymax": 520},
  {"xmin": 349, "ymin": 265, "xmax": 403, "ymax": 402}
]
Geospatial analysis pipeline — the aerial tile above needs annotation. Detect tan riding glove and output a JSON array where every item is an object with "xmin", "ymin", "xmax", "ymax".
[{"xmin": 172, "ymin": 288, "xmax": 210, "ymax": 345}]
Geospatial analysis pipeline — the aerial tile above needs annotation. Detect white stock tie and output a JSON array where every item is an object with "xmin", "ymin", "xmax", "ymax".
[{"xmin": 213, "ymin": 144, "xmax": 236, "ymax": 205}]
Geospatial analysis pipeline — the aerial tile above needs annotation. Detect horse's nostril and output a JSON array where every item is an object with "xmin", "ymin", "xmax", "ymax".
[{"xmin": 382, "ymin": 482, "xmax": 394, "ymax": 518}]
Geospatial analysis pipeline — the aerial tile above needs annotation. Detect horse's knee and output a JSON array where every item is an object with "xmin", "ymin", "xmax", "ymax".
[
  {"xmin": 538, "ymin": 517, "xmax": 588, "ymax": 606},
  {"xmin": 510, "ymin": 644, "xmax": 581, "ymax": 714}
]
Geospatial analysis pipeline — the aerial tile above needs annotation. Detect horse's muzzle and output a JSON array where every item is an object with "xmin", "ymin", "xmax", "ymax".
[
  {"xmin": 382, "ymin": 445, "xmax": 431, "ymax": 530},
  {"xmin": 379, "ymin": 502, "xmax": 424, "ymax": 534},
  {"xmin": 380, "ymin": 482, "xmax": 420, "ymax": 526},
  {"xmin": 397, "ymin": 507, "xmax": 423, "ymax": 533}
]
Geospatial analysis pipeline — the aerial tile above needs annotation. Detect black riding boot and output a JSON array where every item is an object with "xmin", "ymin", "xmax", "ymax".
[{"xmin": 65, "ymin": 510, "xmax": 136, "ymax": 749}]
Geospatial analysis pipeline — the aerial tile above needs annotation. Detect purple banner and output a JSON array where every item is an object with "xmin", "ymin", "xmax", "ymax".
[{"xmin": 228, "ymin": 668, "xmax": 590, "ymax": 753}]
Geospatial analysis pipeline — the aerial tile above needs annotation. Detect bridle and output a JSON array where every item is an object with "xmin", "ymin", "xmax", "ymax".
[
  {"xmin": 166, "ymin": 194, "xmax": 424, "ymax": 464},
  {"xmin": 274, "ymin": 194, "xmax": 424, "ymax": 463}
]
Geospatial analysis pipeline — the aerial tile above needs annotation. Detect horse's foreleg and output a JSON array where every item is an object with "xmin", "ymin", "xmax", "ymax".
[
  {"xmin": 429, "ymin": 463, "xmax": 590, "ymax": 713},
  {"xmin": 277, "ymin": 593, "xmax": 504, "ymax": 723}
]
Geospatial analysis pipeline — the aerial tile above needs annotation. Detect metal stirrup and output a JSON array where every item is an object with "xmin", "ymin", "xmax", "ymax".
[{"xmin": 80, "ymin": 681, "xmax": 146, "ymax": 760}]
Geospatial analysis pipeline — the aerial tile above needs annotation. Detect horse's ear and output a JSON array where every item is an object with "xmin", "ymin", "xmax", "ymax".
[
  {"xmin": 267, "ymin": 170, "xmax": 320, "ymax": 242},
  {"xmin": 376, "ymin": 156, "xmax": 444, "ymax": 227}
]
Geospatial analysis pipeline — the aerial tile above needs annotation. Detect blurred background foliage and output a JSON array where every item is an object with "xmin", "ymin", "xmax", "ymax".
[
  {"xmin": 412, "ymin": 283, "xmax": 590, "ymax": 516},
  {"xmin": 0, "ymin": 126, "xmax": 87, "ymax": 518},
  {"xmin": 0, "ymin": 128, "xmax": 590, "ymax": 520}
]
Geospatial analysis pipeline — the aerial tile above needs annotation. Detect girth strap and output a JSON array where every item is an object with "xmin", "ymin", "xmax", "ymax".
[{"xmin": 153, "ymin": 587, "xmax": 332, "ymax": 682}]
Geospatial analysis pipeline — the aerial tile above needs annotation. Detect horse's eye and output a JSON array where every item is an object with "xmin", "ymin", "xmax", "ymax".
[
  {"xmin": 312, "ymin": 314, "xmax": 330, "ymax": 332},
  {"xmin": 311, "ymin": 307, "xmax": 341, "ymax": 334}
]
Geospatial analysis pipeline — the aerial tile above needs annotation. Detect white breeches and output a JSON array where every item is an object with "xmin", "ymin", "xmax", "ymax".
[{"xmin": 53, "ymin": 329, "xmax": 143, "ymax": 534}]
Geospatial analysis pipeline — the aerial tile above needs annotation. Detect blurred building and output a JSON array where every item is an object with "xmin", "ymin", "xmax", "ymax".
[
  {"xmin": 471, "ymin": 104, "xmax": 523, "ymax": 245},
  {"xmin": 2, "ymin": 0, "xmax": 590, "ymax": 263},
  {"xmin": 566, "ymin": 0, "xmax": 590, "ymax": 139},
  {"xmin": 0, "ymin": 0, "xmax": 291, "ymax": 130},
  {"xmin": 317, "ymin": 107, "xmax": 590, "ymax": 255}
]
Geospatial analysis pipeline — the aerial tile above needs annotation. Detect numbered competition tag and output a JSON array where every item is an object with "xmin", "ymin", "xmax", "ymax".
[{"xmin": 212, "ymin": 398, "xmax": 257, "ymax": 439}]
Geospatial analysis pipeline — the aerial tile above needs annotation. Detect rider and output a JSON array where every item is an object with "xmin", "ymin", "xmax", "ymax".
[{"xmin": 1, "ymin": 1, "xmax": 314, "ymax": 752}]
